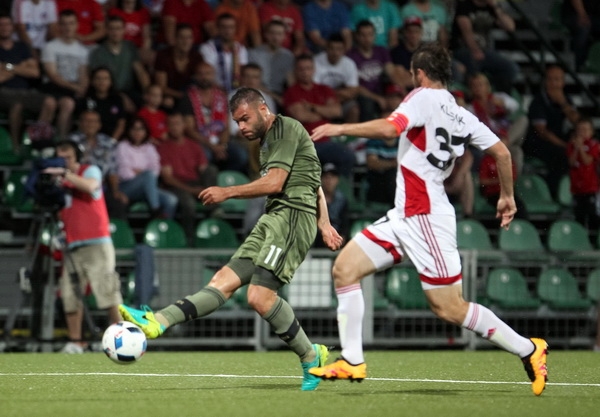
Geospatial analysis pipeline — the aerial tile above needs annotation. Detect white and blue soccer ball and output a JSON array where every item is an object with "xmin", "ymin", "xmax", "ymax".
[{"xmin": 102, "ymin": 321, "xmax": 147, "ymax": 364}]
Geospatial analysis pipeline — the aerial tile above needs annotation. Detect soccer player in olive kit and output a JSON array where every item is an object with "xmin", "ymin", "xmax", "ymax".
[{"xmin": 119, "ymin": 87, "xmax": 344, "ymax": 391}]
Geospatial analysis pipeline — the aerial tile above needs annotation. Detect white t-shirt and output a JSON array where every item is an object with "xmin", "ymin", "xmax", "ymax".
[
  {"xmin": 11, "ymin": 0, "xmax": 58, "ymax": 50},
  {"xmin": 313, "ymin": 52, "xmax": 359, "ymax": 89},
  {"xmin": 199, "ymin": 40, "xmax": 249, "ymax": 93},
  {"xmin": 386, "ymin": 87, "xmax": 499, "ymax": 218},
  {"xmin": 41, "ymin": 38, "xmax": 89, "ymax": 83}
]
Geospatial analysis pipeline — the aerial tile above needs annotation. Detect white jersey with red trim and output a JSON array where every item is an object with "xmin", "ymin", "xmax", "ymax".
[{"xmin": 386, "ymin": 87, "xmax": 499, "ymax": 218}]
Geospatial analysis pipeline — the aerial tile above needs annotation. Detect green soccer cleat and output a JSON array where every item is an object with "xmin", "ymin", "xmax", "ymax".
[
  {"xmin": 118, "ymin": 304, "xmax": 166, "ymax": 339},
  {"xmin": 300, "ymin": 344, "xmax": 329, "ymax": 391}
]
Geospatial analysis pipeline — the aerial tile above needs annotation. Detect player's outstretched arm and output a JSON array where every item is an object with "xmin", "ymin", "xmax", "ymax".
[
  {"xmin": 199, "ymin": 168, "xmax": 289, "ymax": 204},
  {"xmin": 311, "ymin": 118, "xmax": 399, "ymax": 142}
]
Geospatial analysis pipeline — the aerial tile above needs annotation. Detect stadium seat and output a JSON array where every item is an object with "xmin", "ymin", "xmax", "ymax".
[
  {"xmin": 537, "ymin": 268, "xmax": 593, "ymax": 310},
  {"xmin": 217, "ymin": 170, "xmax": 249, "ymax": 213},
  {"xmin": 515, "ymin": 175, "xmax": 560, "ymax": 216},
  {"xmin": 557, "ymin": 175, "xmax": 572, "ymax": 208},
  {"xmin": 0, "ymin": 126, "xmax": 23, "ymax": 165},
  {"xmin": 143, "ymin": 219, "xmax": 187, "ymax": 249},
  {"xmin": 109, "ymin": 218, "xmax": 136, "ymax": 261},
  {"xmin": 337, "ymin": 175, "xmax": 366, "ymax": 214},
  {"xmin": 498, "ymin": 219, "xmax": 551, "ymax": 262},
  {"xmin": 547, "ymin": 220, "xmax": 595, "ymax": 262},
  {"xmin": 456, "ymin": 219, "xmax": 505, "ymax": 262},
  {"xmin": 486, "ymin": 268, "xmax": 541, "ymax": 310},
  {"xmin": 586, "ymin": 269, "xmax": 600, "ymax": 304},
  {"xmin": 195, "ymin": 218, "xmax": 239, "ymax": 248},
  {"xmin": 472, "ymin": 176, "xmax": 495, "ymax": 216},
  {"xmin": 584, "ymin": 41, "xmax": 600, "ymax": 74},
  {"xmin": 385, "ymin": 267, "xmax": 429, "ymax": 309},
  {"xmin": 3, "ymin": 170, "xmax": 34, "ymax": 214}
]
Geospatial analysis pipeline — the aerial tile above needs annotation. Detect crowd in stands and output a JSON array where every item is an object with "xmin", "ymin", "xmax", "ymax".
[{"xmin": 1, "ymin": 0, "xmax": 600, "ymax": 245}]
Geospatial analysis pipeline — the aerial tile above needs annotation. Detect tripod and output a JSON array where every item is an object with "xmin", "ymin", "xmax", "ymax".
[{"xmin": 3, "ymin": 209, "xmax": 100, "ymax": 352}]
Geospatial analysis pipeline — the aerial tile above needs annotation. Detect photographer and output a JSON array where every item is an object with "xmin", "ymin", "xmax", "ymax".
[{"xmin": 44, "ymin": 140, "xmax": 122, "ymax": 354}]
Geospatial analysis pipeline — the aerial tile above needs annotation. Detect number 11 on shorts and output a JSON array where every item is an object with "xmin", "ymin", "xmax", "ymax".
[{"xmin": 265, "ymin": 245, "xmax": 283, "ymax": 267}]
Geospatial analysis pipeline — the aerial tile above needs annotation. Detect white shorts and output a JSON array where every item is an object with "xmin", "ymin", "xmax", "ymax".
[{"xmin": 354, "ymin": 209, "xmax": 462, "ymax": 290}]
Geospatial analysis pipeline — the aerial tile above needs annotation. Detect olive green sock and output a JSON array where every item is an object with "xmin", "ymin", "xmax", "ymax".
[{"xmin": 160, "ymin": 287, "xmax": 227, "ymax": 326}]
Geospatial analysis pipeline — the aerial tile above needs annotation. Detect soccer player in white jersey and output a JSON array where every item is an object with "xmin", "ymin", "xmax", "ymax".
[{"xmin": 308, "ymin": 42, "xmax": 548, "ymax": 396}]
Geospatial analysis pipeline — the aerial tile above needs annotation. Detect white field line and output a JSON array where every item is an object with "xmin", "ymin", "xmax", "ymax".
[{"xmin": 0, "ymin": 372, "xmax": 599, "ymax": 387}]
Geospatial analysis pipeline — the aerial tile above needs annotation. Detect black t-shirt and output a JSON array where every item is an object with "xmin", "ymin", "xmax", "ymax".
[
  {"xmin": 0, "ymin": 41, "xmax": 34, "ymax": 89},
  {"xmin": 451, "ymin": 0, "xmax": 497, "ymax": 50},
  {"xmin": 76, "ymin": 94, "xmax": 125, "ymax": 138}
]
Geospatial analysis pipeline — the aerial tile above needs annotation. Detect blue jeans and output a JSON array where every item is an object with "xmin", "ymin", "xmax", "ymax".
[{"xmin": 119, "ymin": 170, "xmax": 178, "ymax": 218}]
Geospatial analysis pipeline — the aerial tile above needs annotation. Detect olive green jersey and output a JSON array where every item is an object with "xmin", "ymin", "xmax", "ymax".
[{"xmin": 260, "ymin": 115, "xmax": 321, "ymax": 215}]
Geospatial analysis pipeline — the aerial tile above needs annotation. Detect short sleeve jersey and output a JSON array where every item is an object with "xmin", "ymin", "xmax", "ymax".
[
  {"xmin": 260, "ymin": 115, "xmax": 321, "ymax": 215},
  {"xmin": 386, "ymin": 87, "xmax": 499, "ymax": 218}
]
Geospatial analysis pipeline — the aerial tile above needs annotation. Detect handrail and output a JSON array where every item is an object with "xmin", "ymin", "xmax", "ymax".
[{"xmin": 505, "ymin": 0, "xmax": 600, "ymax": 112}]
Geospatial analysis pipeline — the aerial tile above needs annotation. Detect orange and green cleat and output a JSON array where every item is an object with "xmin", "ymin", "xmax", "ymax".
[{"xmin": 309, "ymin": 357, "xmax": 367, "ymax": 382}]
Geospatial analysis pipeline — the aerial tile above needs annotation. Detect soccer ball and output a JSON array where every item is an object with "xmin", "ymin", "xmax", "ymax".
[{"xmin": 102, "ymin": 321, "xmax": 147, "ymax": 364}]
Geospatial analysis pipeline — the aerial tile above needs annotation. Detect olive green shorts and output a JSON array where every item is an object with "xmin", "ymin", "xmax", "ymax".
[{"xmin": 229, "ymin": 207, "xmax": 316, "ymax": 284}]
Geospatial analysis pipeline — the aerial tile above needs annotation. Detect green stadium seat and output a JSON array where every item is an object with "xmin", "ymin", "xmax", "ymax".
[
  {"xmin": 3, "ymin": 170, "xmax": 34, "ymax": 214},
  {"xmin": 0, "ymin": 126, "xmax": 23, "ymax": 165},
  {"xmin": 109, "ymin": 218, "xmax": 136, "ymax": 261},
  {"xmin": 515, "ymin": 175, "xmax": 560, "ymax": 216},
  {"xmin": 456, "ymin": 219, "xmax": 505, "ymax": 262},
  {"xmin": 472, "ymin": 176, "xmax": 495, "ymax": 216},
  {"xmin": 217, "ymin": 170, "xmax": 249, "ymax": 213},
  {"xmin": 557, "ymin": 175, "xmax": 572, "ymax": 207},
  {"xmin": 586, "ymin": 269, "xmax": 600, "ymax": 304},
  {"xmin": 498, "ymin": 219, "xmax": 551, "ymax": 262},
  {"xmin": 144, "ymin": 219, "xmax": 187, "ymax": 249},
  {"xmin": 537, "ymin": 268, "xmax": 593, "ymax": 310},
  {"xmin": 195, "ymin": 218, "xmax": 239, "ymax": 248},
  {"xmin": 547, "ymin": 220, "xmax": 595, "ymax": 262},
  {"xmin": 584, "ymin": 41, "xmax": 600, "ymax": 74},
  {"xmin": 385, "ymin": 267, "xmax": 429, "ymax": 309},
  {"xmin": 337, "ymin": 175, "xmax": 366, "ymax": 214},
  {"xmin": 486, "ymin": 268, "xmax": 541, "ymax": 310},
  {"xmin": 349, "ymin": 218, "xmax": 373, "ymax": 239}
]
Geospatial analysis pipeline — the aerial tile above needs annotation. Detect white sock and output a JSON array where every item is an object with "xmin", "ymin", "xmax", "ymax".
[
  {"xmin": 462, "ymin": 302, "xmax": 534, "ymax": 357},
  {"xmin": 336, "ymin": 284, "xmax": 364, "ymax": 364}
]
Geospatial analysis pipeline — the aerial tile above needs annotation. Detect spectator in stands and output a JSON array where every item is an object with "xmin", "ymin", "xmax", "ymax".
[
  {"xmin": 137, "ymin": 84, "xmax": 168, "ymax": 143},
  {"xmin": 44, "ymin": 140, "xmax": 122, "ymax": 354},
  {"xmin": 158, "ymin": 112, "xmax": 218, "ymax": 245},
  {"xmin": 451, "ymin": 0, "xmax": 519, "ymax": 94},
  {"xmin": 562, "ymin": 0, "xmax": 600, "ymax": 71},
  {"xmin": 283, "ymin": 54, "xmax": 354, "ymax": 178},
  {"xmin": 154, "ymin": 23, "xmax": 204, "ymax": 109},
  {"xmin": 316, "ymin": 162, "xmax": 348, "ymax": 247},
  {"xmin": 0, "ymin": 13, "xmax": 56, "ymax": 152},
  {"xmin": 89, "ymin": 15, "xmax": 151, "ymax": 112},
  {"xmin": 41, "ymin": 9, "xmax": 89, "ymax": 140},
  {"xmin": 350, "ymin": 0, "xmax": 402, "ymax": 48},
  {"xmin": 479, "ymin": 134, "xmax": 527, "ymax": 219},
  {"xmin": 303, "ymin": 0, "xmax": 352, "ymax": 53},
  {"xmin": 200, "ymin": 13, "xmax": 249, "ymax": 95},
  {"xmin": 365, "ymin": 136, "xmax": 397, "ymax": 207},
  {"xmin": 444, "ymin": 149, "xmax": 474, "ymax": 219},
  {"xmin": 55, "ymin": 0, "xmax": 106, "ymax": 45},
  {"xmin": 248, "ymin": 19, "xmax": 294, "ymax": 108},
  {"xmin": 107, "ymin": 0, "xmax": 153, "ymax": 66},
  {"xmin": 524, "ymin": 64, "xmax": 580, "ymax": 198},
  {"xmin": 567, "ymin": 117, "xmax": 600, "ymax": 229},
  {"xmin": 313, "ymin": 33, "xmax": 360, "ymax": 123},
  {"xmin": 76, "ymin": 66, "xmax": 127, "ymax": 140},
  {"xmin": 258, "ymin": 0, "xmax": 306, "ymax": 56},
  {"xmin": 178, "ymin": 61, "xmax": 248, "ymax": 173},
  {"xmin": 143, "ymin": 0, "xmax": 165, "ymax": 17},
  {"xmin": 11, "ymin": 0, "xmax": 58, "ymax": 59},
  {"xmin": 69, "ymin": 109, "xmax": 128, "ymax": 219},
  {"xmin": 467, "ymin": 72, "xmax": 528, "ymax": 175},
  {"xmin": 347, "ymin": 20, "xmax": 401, "ymax": 121},
  {"xmin": 390, "ymin": 16, "xmax": 423, "ymax": 92},
  {"xmin": 215, "ymin": 0, "xmax": 262, "ymax": 48},
  {"xmin": 116, "ymin": 117, "xmax": 178, "ymax": 219},
  {"xmin": 160, "ymin": 0, "xmax": 216, "ymax": 47},
  {"xmin": 400, "ymin": 0, "xmax": 449, "ymax": 45}
]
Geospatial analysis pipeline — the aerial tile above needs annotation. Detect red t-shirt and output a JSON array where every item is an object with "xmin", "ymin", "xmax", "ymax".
[
  {"xmin": 137, "ymin": 107, "xmax": 168, "ymax": 142},
  {"xmin": 56, "ymin": 0, "xmax": 104, "ymax": 43},
  {"xmin": 108, "ymin": 7, "xmax": 151, "ymax": 48},
  {"xmin": 567, "ymin": 138, "xmax": 600, "ymax": 195},
  {"xmin": 258, "ymin": 1, "xmax": 304, "ymax": 50},
  {"xmin": 283, "ymin": 82, "xmax": 337, "ymax": 141},
  {"xmin": 158, "ymin": 138, "xmax": 208, "ymax": 182},
  {"xmin": 161, "ymin": 0, "xmax": 215, "ymax": 45},
  {"xmin": 479, "ymin": 154, "xmax": 517, "ymax": 198}
]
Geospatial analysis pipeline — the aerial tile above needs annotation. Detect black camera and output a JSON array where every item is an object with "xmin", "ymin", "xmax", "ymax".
[{"xmin": 25, "ymin": 157, "xmax": 67, "ymax": 211}]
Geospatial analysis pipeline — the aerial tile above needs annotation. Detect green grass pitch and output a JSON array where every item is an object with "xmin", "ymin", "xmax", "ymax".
[{"xmin": 1, "ymin": 349, "xmax": 599, "ymax": 417}]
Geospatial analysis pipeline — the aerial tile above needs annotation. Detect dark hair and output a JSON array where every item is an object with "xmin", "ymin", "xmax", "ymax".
[
  {"xmin": 106, "ymin": 15, "xmax": 125, "ymax": 26},
  {"xmin": 411, "ymin": 42, "xmax": 452, "ymax": 86},
  {"xmin": 175, "ymin": 23, "xmax": 193, "ymax": 34},
  {"xmin": 59, "ymin": 9, "xmax": 77, "ymax": 20},
  {"xmin": 0, "ymin": 12, "xmax": 12, "ymax": 21},
  {"xmin": 117, "ymin": 0, "xmax": 143, "ymax": 10},
  {"xmin": 88, "ymin": 66, "xmax": 117, "ymax": 96},
  {"xmin": 217, "ymin": 13, "xmax": 236, "ymax": 23},
  {"xmin": 295, "ymin": 53, "xmax": 314, "ymax": 65},
  {"xmin": 229, "ymin": 87, "xmax": 267, "ymax": 113},
  {"xmin": 355, "ymin": 19, "xmax": 375, "ymax": 32},
  {"xmin": 265, "ymin": 19, "xmax": 286, "ymax": 30},
  {"xmin": 242, "ymin": 63, "xmax": 262, "ymax": 74},
  {"xmin": 126, "ymin": 117, "xmax": 150, "ymax": 144},
  {"xmin": 327, "ymin": 32, "xmax": 345, "ymax": 45},
  {"xmin": 56, "ymin": 140, "xmax": 84, "ymax": 162}
]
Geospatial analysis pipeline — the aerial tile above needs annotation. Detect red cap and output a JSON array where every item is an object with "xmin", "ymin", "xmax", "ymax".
[
  {"xmin": 403, "ymin": 16, "xmax": 423, "ymax": 28},
  {"xmin": 386, "ymin": 84, "xmax": 405, "ymax": 96}
]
